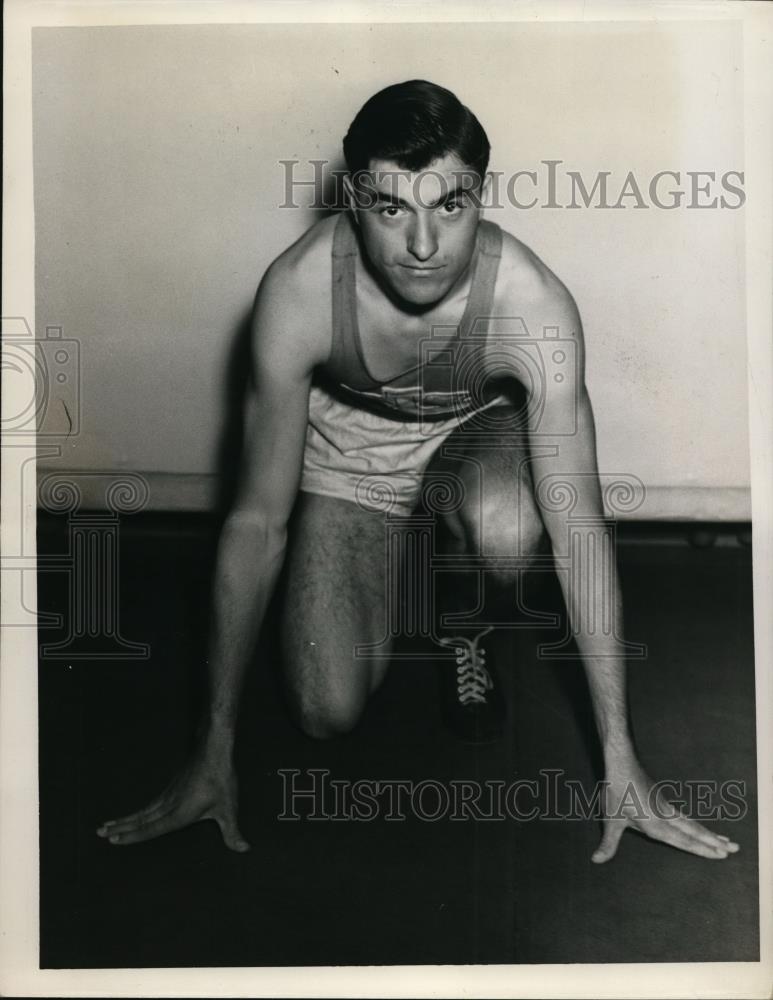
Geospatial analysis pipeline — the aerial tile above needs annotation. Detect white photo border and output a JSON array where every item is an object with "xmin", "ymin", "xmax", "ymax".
[{"xmin": 2, "ymin": 0, "xmax": 771, "ymax": 996}]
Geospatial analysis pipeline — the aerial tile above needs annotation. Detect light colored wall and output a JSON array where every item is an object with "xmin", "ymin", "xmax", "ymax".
[{"xmin": 32, "ymin": 21, "xmax": 749, "ymax": 517}]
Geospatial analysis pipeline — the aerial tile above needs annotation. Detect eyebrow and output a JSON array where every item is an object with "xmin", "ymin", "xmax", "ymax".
[{"xmin": 371, "ymin": 182, "xmax": 474, "ymax": 210}]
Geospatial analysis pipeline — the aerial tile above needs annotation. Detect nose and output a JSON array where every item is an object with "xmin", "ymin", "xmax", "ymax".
[{"xmin": 407, "ymin": 216, "xmax": 439, "ymax": 262}]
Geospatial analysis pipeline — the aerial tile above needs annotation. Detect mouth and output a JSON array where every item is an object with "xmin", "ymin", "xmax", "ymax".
[{"xmin": 399, "ymin": 264, "xmax": 445, "ymax": 274}]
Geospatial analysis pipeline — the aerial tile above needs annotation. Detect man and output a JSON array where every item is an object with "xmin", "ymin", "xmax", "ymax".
[{"xmin": 97, "ymin": 80, "xmax": 738, "ymax": 863}]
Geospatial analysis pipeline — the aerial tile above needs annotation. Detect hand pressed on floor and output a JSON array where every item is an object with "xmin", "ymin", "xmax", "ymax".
[
  {"xmin": 592, "ymin": 757, "xmax": 740, "ymax": 864},
  {"xmin": 96, "ymin": 755, "xmax": 250, "ymax": 853}
]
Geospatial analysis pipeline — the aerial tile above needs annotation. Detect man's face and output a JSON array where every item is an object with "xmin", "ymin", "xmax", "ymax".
[{"xmin": 348, "ymin": 153, "xmax": 490, "ymax": 308}]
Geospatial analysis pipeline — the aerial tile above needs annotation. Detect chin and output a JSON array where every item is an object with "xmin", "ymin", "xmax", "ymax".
[
  {"xmin": 392, "ymin": 275, "xmax": 454, "ymax": 307},
  {"xmin": 398, "ymin": 286, "xmax": 443, "ymax": 306}
]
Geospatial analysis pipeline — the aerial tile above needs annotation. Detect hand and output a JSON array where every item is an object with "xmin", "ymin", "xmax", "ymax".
[
  {"xmin": 592, "ymin": 755, "xmax": 740, "ymax": 864},
  {"xmin": 96, "ymin": 754, "xmax": 250, "ymax": 852}
]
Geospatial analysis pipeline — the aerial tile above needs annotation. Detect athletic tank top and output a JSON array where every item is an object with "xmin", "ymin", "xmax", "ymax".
[{"xmin": 315, "ymin": 211, "xmax": 505, "ymax": 422}]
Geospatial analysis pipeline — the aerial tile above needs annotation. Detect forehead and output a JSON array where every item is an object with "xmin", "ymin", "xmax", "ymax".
[{"xmin": 362, "ymin": 152, "xmax": 480, "ymax": 205}]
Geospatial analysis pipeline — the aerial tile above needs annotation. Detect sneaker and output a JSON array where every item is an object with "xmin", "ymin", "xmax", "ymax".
[{"xmin": 438, "ymin": 626, "xmax": 505, "ymax": 744}]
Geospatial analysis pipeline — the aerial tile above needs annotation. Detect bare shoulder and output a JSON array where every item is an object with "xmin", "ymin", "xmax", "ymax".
[
  {"xmin": 253, "ymin": 214, "xmax": 338, "ymax": 373},
  {"xmin": 494, "ymin": 227, "xmax": 582, "ymax": 337},
  {"xmin": 488, "ymin": 227, "xmax": 587, "ymax": 394}
]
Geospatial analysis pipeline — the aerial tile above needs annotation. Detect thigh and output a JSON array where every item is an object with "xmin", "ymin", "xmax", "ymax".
[
  {"xmin": 421, "ymin": 423, "xmax": 541, "ymax": 557},
  {"xmin": 280, "ymin": 490, "xmax": 397, "ymax": 716}
]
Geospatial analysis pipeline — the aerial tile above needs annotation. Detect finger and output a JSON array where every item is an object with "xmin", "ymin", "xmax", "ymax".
[
  {"xmin": 643, "ymin": 820, "xmax": 729, "ymax": 859},
  {"xmin": 98, "ymin": 801, "xmax": 172, "ymax": 838},
  {"xmin": 671, "ymin": 815, "xmax": 739, "ymax": 853},
  {"xmin": 107, "ymin": 811, "xmax": 187, "ymax": 846},
  {"xmin": 97, "ymin": 794, "xmax": 167, "ymax": 835},
  {"xmin": 591, "ymin": 819, "xmax": 627, "ymax": 864},
  {"xmin": 212, "ymin": 812, "xmax": 251, "ymax": 853}
]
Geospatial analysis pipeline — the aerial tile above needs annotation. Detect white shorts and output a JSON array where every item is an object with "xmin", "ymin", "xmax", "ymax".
[{"xmin": 300, "ymin": 384, "xmax": 505, "ymax": 516}]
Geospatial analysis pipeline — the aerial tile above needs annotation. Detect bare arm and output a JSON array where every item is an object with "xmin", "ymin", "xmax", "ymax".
[
  {"xmin": 521, "ymin": 302, "xmax": 632, "ymax": 757},
  {"xmin": 504, "ymin": 276, "xmax": 738, "ymax": 862},
  {"xmin": 98, "ymin": 260, "xmax": 324, "ymax": 850},
  {"xmin": 203, "ymin": 270, "xmax": 318, "ymax": 760}
]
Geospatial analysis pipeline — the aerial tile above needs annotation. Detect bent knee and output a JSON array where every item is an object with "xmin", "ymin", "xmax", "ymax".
[
  {"xmin": 458, "ymin": 498, "xmax": 545, "ymax": 560},
  {"xmin": 293, "ymin": 693, "xmax": 367, "ymax": 741},
  {"xmin": 496, "ymin": 507, "xmax": 546, "ymax": 559}
]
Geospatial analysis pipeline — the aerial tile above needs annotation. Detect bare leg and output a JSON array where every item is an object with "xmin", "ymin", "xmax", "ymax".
[
  {"xmin": 279, "ymin": 491, "xmax": 395, "ymax": 739},
  {"xmin": 420, "ymin": 428, "xmax": 547, "ymax": 742},
  {"xmin": 422, "ymin": 429, "xmax": 547, "ymax": 623}
]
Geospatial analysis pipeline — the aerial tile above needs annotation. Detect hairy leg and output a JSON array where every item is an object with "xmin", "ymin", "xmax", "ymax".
[
  {"xmin": 279, "ymin": 491, "xmax": 395, "ymax": 739},
  {"xmin": 422, "ymin": 429, "xmax": 548, "ymax": 623}
]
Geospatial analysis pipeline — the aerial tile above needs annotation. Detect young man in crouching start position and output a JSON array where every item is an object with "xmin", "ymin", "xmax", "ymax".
[{"xmin": 98, "ymin": 80, "xmax": 738, "ymax": 864}]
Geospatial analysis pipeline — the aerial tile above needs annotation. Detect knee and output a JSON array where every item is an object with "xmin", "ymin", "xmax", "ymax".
[
  {"xmin": 494, "ymin": 501, "xmax": 545, "ymax": 560},
  {"xmin": 458, "ymin": 494, "xmax": 545, "ymax": 564},
  {"xmin": 481, "ymin": 508, "xmax": 545, "ymax": 596},
  {"xmin": 294, "ymin": 690, "xmax": 367, "ymax": 741}
]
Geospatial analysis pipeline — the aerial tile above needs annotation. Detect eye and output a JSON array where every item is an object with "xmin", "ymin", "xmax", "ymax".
[
  {"xmin": 380, "ymin": 205, "xmax": 403, "ymax": 218},
  {"xmin": 442, "ymin": 199, "xmax": 463, "ymax": 214}
]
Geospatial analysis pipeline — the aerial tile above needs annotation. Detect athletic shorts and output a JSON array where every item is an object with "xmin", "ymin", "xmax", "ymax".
[{"xmin": 300, "ymin": 384, "xmax": 506, "ymax": 516}]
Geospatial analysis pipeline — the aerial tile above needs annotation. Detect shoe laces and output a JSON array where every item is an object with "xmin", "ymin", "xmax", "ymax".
[{"xmin": 440, "ymin": 627, "xmax": 494, "ymax": 706}]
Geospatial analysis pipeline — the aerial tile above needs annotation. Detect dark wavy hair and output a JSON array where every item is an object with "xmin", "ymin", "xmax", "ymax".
[{"xmin": 343, "ymin": 80, "xmax": 490, "ymax": 181}]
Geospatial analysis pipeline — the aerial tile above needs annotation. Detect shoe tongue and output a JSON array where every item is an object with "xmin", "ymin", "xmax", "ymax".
[{"xmin": 468, "ymin": 628, "xmax": 493, "ymax": 658}]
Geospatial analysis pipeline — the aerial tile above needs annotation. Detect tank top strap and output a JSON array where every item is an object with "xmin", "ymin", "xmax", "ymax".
[
  {"xmin": 330, "ymin": 212, "xmax": 372, "ymax": 383},
  {"xmin": 459, "ymin": 220, "xmax": 503, "ymax": 340}
]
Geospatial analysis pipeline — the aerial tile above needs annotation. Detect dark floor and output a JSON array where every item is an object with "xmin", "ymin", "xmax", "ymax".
[{"xmin": 37, "ymin": 514, "xmax": 758, "ymax": 968}]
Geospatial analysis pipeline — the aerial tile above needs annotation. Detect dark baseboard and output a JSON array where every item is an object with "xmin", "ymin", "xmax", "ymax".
[{"xmin": 36, "ymin": 509, "xmax": 753, "ymax": 548}]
